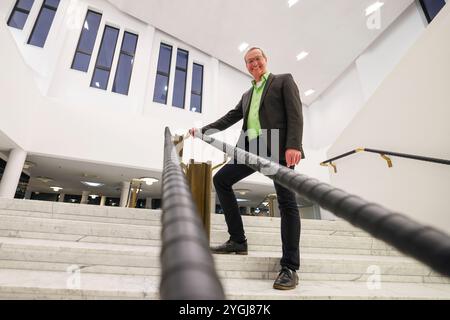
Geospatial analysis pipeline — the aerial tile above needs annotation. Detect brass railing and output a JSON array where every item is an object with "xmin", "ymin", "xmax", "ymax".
[{"xmin": 321, "ymin": 147, "xmax": 450, "ymax": 173}]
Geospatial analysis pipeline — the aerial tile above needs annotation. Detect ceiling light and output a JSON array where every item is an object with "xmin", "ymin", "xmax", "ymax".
[
  {"xmin": 23, "ymin": 161, "xmax": 36, "ymax": 169},
  {"xmin": 236, "ymin": 198, "xmax": 249, "ymax": 202},
  {"xmin": 288, "ymin": 0, "xmax": 299, "ymax": 8},
  {"xmin": 139, "ymin": 177, "xmax": 159, "ymax": 185},
  {"xmin": 81, "ymin": 181, "xmax": 105, "ymax": 187},
  {"xmin": 304, "ymin": 89, "xmax": 315, "ymax": 97},
  {"xmin": 238, "ymin": 42, "xmax": 249, "ymax": 52},
  {"xmin": 366, "ymin": 2, "xmax": 384, "ymax": 16},
  {"xmin": 50, "ymin": 187, "xmax": 63, "ymax": 192},
  {"xmin": 296, "ymin": 51, "xmax": 309, "ymax": 61},
  {"xmin": 90, "ymin": 195, "xmax": 98, "ymax": 199},
  {"xmin": 235, "ymin": 189, "xmax": 250, "ymax": 195},
  {"xmin": 36, "ymin": 176, "xmax": 53, "ymax": 183}
]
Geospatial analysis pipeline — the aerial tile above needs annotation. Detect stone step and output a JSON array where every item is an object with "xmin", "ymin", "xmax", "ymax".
[
  {"xmin": 0, "ymin": 269, "xmax": 449, "ymax": 300},
  {"xmin": 0, "ymin": 237, "xmax": 445, "ymax": 284},
  {"xmin": 0, "ymin": 198, "xmax": 363, "ymax": 231},
  {"xmin": 0, "ymin": 209, "xmax": 369, "ymax": 236},
  {"xmin": 0, "ymin": 215, "xmax": 399, "ymax": 254}
]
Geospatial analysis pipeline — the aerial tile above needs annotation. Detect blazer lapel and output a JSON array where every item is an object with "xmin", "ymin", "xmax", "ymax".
[
  {"xmin": 260, "ymin": 73, "xmax": 274, "ymax": 109},
  {"xmin": 242, "ymin": 88, "xmax": 253, "ymax": 123}
]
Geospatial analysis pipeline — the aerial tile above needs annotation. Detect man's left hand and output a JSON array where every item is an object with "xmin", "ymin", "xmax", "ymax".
[{"xmin": 285, "ymin": 149, "xmax": 301, "ymax": 167}]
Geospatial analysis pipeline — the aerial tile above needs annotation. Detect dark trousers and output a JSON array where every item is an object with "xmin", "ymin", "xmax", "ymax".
[{"xmin": 213, "ymin": 159, "xmax": 301, "ymax": 270}]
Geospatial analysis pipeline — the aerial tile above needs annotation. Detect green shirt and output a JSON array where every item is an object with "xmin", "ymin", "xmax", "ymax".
[{"xmin": 247, "ymin": 72, "xmax": 270, "ymax": 140}]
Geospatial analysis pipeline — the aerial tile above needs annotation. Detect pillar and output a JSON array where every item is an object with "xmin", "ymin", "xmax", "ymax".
[{"xmin": 0, "ymin": 148, "xmax": 27, "ymax": 199}]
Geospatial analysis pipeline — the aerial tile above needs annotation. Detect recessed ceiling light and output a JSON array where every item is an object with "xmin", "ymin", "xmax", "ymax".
[
  {"xmin": 304, "ymin": 89, "xmax": 315, "ymax": 97},
  {"xmin": 81, "ymin": 181, "xmax": 105, "ymax": 187},
  {"xmin": 36, "ymin": 176, "xmax": 53, "ymax": 183},
  {"xmin": 23, "ymin": 161, "xmax": 36, "ymax": 169},
  {"xmin": 238, "ymin": 42, "xmax": 249, "ymax": 52},
  {"xmin": 139, "ymin": 177, "xmax": 159, "ymax": 186},
  {"xmin": 90, "ymin": 194, "xmax": 99, "ymax": 199},
  {"xmin": 50, "ymin": 186, "xmax": 63, "ymax": 192},
  {"xmin": 288, "ymin": 0, "xmax": 299, "ymax": 8},
  {"xmin": 366, "ymin": 1, "xmax": 384, "ymax": 16},
  {"xmin": 296, "ymin": 51, "xmax": 309, "ymax": 61}
]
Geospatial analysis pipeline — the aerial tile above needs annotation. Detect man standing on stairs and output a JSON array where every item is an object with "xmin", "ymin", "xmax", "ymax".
[{"xmin": 189, "ymin": 47, "xmax": 304, "ymax": 290}]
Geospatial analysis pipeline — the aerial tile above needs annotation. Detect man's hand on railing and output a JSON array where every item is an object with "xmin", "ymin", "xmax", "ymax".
[
  {"xmin": 286, "ymin": 149, "xmax": 301, "ymax": 167},
  {"xmin": 189, "ymin": 128, "xmax": 198, "ymax": 138}
]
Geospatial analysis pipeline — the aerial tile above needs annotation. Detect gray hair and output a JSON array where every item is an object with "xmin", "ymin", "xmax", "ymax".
[{"xmin": 244, "ymin": 47, "xmax": 267, "ymax": 62}]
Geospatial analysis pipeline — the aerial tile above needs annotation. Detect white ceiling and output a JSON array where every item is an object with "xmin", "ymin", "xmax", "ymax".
[{"xmin": 108, "ymin": 0, "xmax": 414, "ymax": 105}]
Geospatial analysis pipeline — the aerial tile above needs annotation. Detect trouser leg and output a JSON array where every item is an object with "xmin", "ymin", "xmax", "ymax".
[{"xmin": 213, "ymin": 162, "xmax": 255, "ymax": 243}]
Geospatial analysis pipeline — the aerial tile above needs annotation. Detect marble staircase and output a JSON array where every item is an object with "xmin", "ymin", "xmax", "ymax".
[{"xmin": 0, "ymin": 199, "xmax": 449, "ymax": 299}]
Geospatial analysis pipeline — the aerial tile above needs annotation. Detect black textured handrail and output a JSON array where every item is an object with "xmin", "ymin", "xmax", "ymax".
[
  {"xmin": 194, "ymin": 131, "xmax": 450, "ymax": 276},
  {"xmin": 159, "ymin": 127, "xmax": 225, "ymax": 299},
  {"xmin": 321, "ymin": 147, "xmax": 450, "ymax": 166}
]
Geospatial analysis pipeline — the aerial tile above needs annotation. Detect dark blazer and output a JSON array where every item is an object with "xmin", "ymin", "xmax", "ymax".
[{"xmin": 201, "ymin": 73, "xmax": 305, "ymax": 160}]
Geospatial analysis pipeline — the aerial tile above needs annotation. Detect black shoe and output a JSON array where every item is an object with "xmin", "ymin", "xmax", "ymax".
[
  {"xmin": 273, "ymin": 266, "xmax": 299, "ymax": 290},
  {"xmin": 210, "ymin": 239, "xmax": 248, "ymax": 255}
]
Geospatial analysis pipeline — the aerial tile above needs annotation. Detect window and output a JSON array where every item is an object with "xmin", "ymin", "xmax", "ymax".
[
  {"xmin": 420, "ymin": 0, "xmax": 446, "ymax": 23},
  {"xmin": 27, "ymin": 0, "xmax": 60, "ymax": 47},
  {"xmin": 153, "ymin": 43, "xmax": 173, "ymax": 104},
  {"xmin": 190, "ymin": 63, "xmax": 204, "ymax": 113},
  {"xmin": 7, "ymin": 0, "xmax": 34, "ymax": 30},
  {"xmin": 172, "ymin": 49, "xmax": 189, "ymax": 108},
  {"xmin": 71, "ymin": 10, "xmax": 102, "ymax": 72},
  {"xmin": 112, "ymin": 31, "xmax": 138, "ymax": 95},
  {"xmin": 90, "ymin": 25, "xmax": 119, "ymax": 90}
]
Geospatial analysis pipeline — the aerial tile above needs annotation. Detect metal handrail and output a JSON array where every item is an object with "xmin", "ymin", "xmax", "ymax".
[
  {"xmin": 159, "ymin": 127, "xmax": 225, "ymax": 299},
  {"xmin": 321, "ymin": 147, "xmax": 450, "ymax": 173},
  {"xmin": 194, "ymin": 131, "xmax": 450, "ymax": 277}
]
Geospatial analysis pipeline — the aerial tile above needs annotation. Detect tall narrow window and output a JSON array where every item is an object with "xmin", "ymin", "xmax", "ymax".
[
  {"xmin": 71, "ymin": 10, "xmax": 102, "ymax": 72},
  {"xmin": 90, "ymin": 25, "xmax": 119, "ymax": 90},
  {"xmin": 190, "ymin": 63, "xmax": 203, "ymax": 113},
  {"xmin": 419, "ymin": 0, "xmax": 446, "ymax": 23},
  {"xmin": 153, "ymin": 43, "xmax": 173, "ymax": 104},
  {"xmin": 7, "ymin": 0, "xmax": 35, "ymax": 30},
  {"xmin": 112, "ymin": 32, "xmax": 138, "ymax": 95},
  {"xmin": 172, "ymin": 49, "xmax": 189, "ymax": 108},
  {"xmin": 27, "ymin": 0, "xmax": 60, "ymax": 47}
]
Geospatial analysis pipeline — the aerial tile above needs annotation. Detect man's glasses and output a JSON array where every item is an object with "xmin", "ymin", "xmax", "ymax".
[{"xmin": 246, "ymin": 55, "xmax": 264, "ymax": 65}]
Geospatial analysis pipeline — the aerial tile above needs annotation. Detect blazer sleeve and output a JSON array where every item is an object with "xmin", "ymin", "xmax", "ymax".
[
  {"xmin": 283, "ymin": 74, "xmax": 304, "ymax": 157},
  {"xmin": 201, "ymin": 96, "xmax": 244, "ymax": 134}
]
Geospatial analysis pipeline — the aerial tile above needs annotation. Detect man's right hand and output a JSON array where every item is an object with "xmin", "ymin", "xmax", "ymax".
[{"xmin": 189, "ymin": 128, "xmax": 197, "ymax": 137}]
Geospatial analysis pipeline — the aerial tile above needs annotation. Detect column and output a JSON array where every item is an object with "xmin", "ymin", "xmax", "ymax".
[
  {"xmin": 145, "ymin": 197, "xmax": 152, "ymax": 209},
  {"xmin": 210, "ymin": 191, "xmax": 216, "ymax": 214},
  {"xmin": 24, "ymin": 189, "xmax": 32, "ymax": 199},
  {"xmin": 0, "ymin": 148, "xmax": 27, "ymax": 199},
  {"xmin": 119, "ymin": 181, "xmax": 130, "ymax": 207},
  {"xmin": 100, "ymin": 196, "xmax": 106, "ymax": 206},
  {"xmin": 80, "ymin": 191, "xmax": 90, "ymax": 204},
  {"xmin": 58, "ymin": 193, "xmax": 65, "ymax": 202}
]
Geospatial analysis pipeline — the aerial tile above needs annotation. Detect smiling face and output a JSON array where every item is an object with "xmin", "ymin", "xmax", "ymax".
[{"xmin": 244, "ymin": 48, "xmax": 267, "ymax": 81}]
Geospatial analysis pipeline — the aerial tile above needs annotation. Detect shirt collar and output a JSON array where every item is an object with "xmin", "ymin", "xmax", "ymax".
[{"xmin": 252, "ymin": 72, "xmax": 270, "ymax": 87}]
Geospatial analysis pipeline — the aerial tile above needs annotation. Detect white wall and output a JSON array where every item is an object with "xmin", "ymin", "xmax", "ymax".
[
  {"xmin": 301, "ymin": 2, "xmax": 427, "ymax": 220},
  {"xmin": 328, "ymin": 4, "xmax": 450, "ymax": 232},
  {"xmin": 0, "ymin": 0, "xmax": 249, "ymax": 174}
]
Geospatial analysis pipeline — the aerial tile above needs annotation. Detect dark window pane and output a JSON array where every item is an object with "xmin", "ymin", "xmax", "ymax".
[
  {"xmin": 420, "ymin": 0, "xmax": 446, "ymax": 22},
  {"xmin": 122, "ymin": 32, "xmax": 138, "ymax": 54},
  {"xmin": 191, "ymin": 64, "xmax": 203, "ymax": 94},
  {"xmin": 172, "ymin": 69, "xmax": 187, "ymax": 108},
  {"xmin": 28, "ymin": 7, "xmax": 56, "ymax": 47},
  {"xmin": 190, "ymin": 94, "xmax": 202, "ymax": 113},
  {"xmin": 8, "ymin": 11, "xmax": 28, "ymax": 29},
  {"xmin": 113, "ymin": 54, "xmax": 133, "ymax": 95},
  {"xmin": 44, "ymin": 0, "xmax": 59, "ymax": 9},
  {"xmin": 153, "ymin": 74, "xmax": 169, "ymax": 104},
  {"xmin": 90, "ymin": 68, "xmax": 110, "ymax": 90},
  {"xmin": 176, "ymin": 49, "xmax": 188, "ymax": 69},
  {"xmin": 77, "ymin": 11, "xmax": 101, "ymax": 53},
  {"xmin": 72, "ymin": 52, "xmax": 91, "ymax": 72},
  {"xmin": 157, "ymin": 44, "xmax": 172, "ymax": 74},
  {"xmin": 17, "ymin": 0, "xmax": 34, "ymax": 11},
  {"xmin": 96, "ymin": 26, "xmax": 119, "ymax": 69}
]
